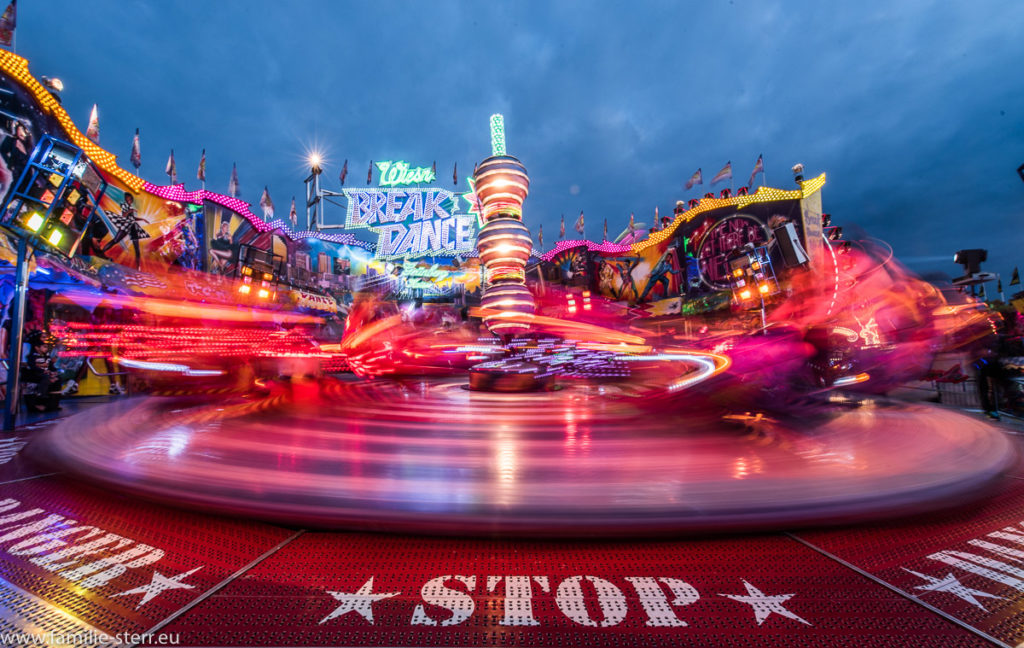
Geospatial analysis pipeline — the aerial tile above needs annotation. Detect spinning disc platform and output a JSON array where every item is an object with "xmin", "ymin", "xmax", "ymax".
[
  {"xmin": 34, "ymin": 377, "xmax": 1016, "ymax": 536},
  {"xmin": 1, "ymin": 395, "xmax": 1024, "ymax": 646}
]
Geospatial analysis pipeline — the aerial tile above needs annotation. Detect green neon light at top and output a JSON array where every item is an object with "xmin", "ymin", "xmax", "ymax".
[
  {"xmin": 376, "ymin": 160, "xmax": 436, "ymax": 187},
  {"xmin": 490, "ymin": 114, "xmax": 506, "ymax": 156}
]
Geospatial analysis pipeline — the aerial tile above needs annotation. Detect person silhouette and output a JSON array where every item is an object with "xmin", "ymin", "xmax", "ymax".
[
  {"xmin": 101, "ymin": 193, "xmax": 148, "ymax": 269},
  {"xmin": 639, "ymin": 245, "xmax": 683, "ymax": 302}
]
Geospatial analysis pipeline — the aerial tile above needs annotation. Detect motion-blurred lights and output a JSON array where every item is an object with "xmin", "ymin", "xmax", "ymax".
[
  {"xmin": 832, "ymin": 372, "xmax": 870, "ymax": 387},
  {"xmin": 165, "ymin": 426, "xmax": 190, "ymax": 458},
  {"xmin": 117, "ymin": 357, "xmax": 225, "ymax": 377}
]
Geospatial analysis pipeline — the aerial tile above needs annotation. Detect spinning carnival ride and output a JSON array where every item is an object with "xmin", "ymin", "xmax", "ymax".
[{"xmin": 34, "ymin": 116, "xmax": 1017, "ymax": 537}]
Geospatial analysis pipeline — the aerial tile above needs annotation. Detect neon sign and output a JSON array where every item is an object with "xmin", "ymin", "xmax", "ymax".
[
  {"xmin": 344, "ymin": 187, "xmax": 477, "ymax": 259},
  {"xmin": 376, "ymin": 160, "xmax": 436, "ymax": 187},
  {"xmin": 400, "ymin": 263, "xmax": 474, "ymax": 292},
  {"xmin": 489, "ymin": 114, "xmax": 506, "ymax": 156}
]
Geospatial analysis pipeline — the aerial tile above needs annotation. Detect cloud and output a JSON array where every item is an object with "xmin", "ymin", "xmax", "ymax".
[{"xmin": 24, "ymin": 0, "xmax": 1024, "ymax": 282}]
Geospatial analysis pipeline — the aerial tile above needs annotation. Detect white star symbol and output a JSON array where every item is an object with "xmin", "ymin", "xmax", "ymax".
[
  {"xmin": 903, "ymin": 568, "xmax": 1003, "ymax": 612},
  {"xmin": 319, "ymin": 577, "xmax": 401, "ymax": 625},
  {"xmin": 719, "ymin": 579, "xmax": 811, "ymax": 626},
  {"xmin": 111, "ymin": 566, "xmax": 202, "ymax": 609}
]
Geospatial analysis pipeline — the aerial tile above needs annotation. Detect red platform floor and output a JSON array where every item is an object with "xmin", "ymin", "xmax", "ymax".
[{"xmin": 2, "ymin": 413, "xmax": 1024, "ymax": 647}]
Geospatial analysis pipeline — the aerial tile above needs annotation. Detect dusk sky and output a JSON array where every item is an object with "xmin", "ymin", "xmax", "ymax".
[{"xmin": 17, "ymin": 1, "xmax": 1024, "ymax": 286}]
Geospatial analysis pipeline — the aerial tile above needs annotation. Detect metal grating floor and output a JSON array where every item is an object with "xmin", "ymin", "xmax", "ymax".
[{"xmin": 162, "ymin": 531, "xmax": 990, "ymax": 647}]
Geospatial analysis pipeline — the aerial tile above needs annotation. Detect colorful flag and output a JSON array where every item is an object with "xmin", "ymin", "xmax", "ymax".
[
  {"xmin": 711, "ymin": 162, "xmax": 732, "ymax": 186},
  {"xmin": 538, "ymin": 224, "xmax": 543, "ymax": 250},
  {"xmin": 289, "ymin": 196, "xmax": 297, "ymax": 228},
  {"xmin": 259, "ymin": 186, "xmax": 274, "ymax": 220},
  {"xmin": 165, "ymin": 149, "xmax": 177, "ymax": 184},
  {"xmin": 130, "ymin": 128, "xmax": 141, "ymax": 170},
  {"xmin": 228, "ymin": 162, "xmax": 239, "ymax": 197},
  {"xmin": 453, "ymin": 162, "xmax": 458, "ymax": 186},
  {"xmin": 0, "ymin": 0, "xmax": 16, "ymax": 48},
  {"xmin": 197, "ymin": 149, "xmax": 206, "ymax": 182},
  {"xmin": 1012, "ymin": 267, "xmax": 1021, "ymax": 286},
  {"xmin": 685, "ymin": 168, "xmax": 702, "ymax": 190},
  {"xmin": 616, "ymin": 215, "xmax": 646, "ymax": 243},
  {"xmin": 559, "ymin": 214, "xmax": 565, "ymax": 239},
  {"xmin": 574, "ymin": 211, "xmax": 585, "ymax": 235},
  {"xmin": 747, "ymin": 154, "xmax": 764, "ymax": 188},
  {"xmin": 86, "ymin": 104, "xmax": 99, "ymax": 144},
  {"xmin": 603, "ymin": 218, "xmax": 608, "ymax": 241},
  {"xmin": 339, "ymin": 159, "xmax": 348, "ymax": 186},
  {"xmin": 367, "ymin": 160, "xmax": 373, "ymax": 184}
]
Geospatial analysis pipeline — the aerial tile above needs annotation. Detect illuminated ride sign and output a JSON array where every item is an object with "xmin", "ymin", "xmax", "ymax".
[
  {"xmin": 401, "ymin": 263, "xmax": 474, "ymax": 292},
  {"xmin": 376, "ymin": 160, "xmax": 436, "ymax": 187},
  {"xmin": 344, "ymin": 161, "xmax": 478, "ymax": 260}
]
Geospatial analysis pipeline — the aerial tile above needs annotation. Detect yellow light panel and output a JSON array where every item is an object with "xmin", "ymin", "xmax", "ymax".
[{"xmin": 25, "ymin": 212, "xmax": 44, "ymax": 231}]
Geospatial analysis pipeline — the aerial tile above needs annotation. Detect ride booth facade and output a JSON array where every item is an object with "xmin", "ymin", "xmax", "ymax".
[{"xmin": 539, "ymin": 177, "xmax": 829, "ymax": 326}]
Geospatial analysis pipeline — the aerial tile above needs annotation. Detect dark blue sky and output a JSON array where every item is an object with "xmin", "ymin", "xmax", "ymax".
[{"xmin": 17, "ymin": 0, "xmax": 1024, "ymax": 286}]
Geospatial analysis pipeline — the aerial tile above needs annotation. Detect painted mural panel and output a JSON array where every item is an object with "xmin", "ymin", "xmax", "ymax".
[
  {"xmin": 596, "ymin": 236, "xmax": 686, "ymax": 303},
  {"xmin": 550, "ymin": 245, "xmax": 591, "ymax": 289},
  {"xmin": 204, "ymin": 201, "xmax": 260, "ymax": 276},
  {"xmin": 284, "ymin": 233, "xmax": 375, "ymax": 281},
  {"xmin": 92, "ymin": 182, "xmax": 202, "ymax": 272},
  {"xmin": 0, "ymin": 70, "xmax": 202, "ymax": 273}
]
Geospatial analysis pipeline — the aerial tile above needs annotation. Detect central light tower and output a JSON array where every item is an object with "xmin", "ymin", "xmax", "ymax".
[{"xmin": 474, "ymin": 114, "xmax": 535, "ymax": 337}]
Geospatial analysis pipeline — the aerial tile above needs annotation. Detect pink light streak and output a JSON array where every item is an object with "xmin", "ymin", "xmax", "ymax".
[{"xmin": 540, "ymin": 239, "xmax": 632, "ymax": 261}]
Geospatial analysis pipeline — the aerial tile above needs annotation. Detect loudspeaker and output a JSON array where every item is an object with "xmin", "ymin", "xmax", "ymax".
[
  {"xmin": 953, "ymin": 249, "xmax": 987, "ymax": 275},
  {"xmin": 774, "ymin": 222, "xmax": 809, "ymax": 267}
]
